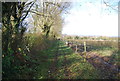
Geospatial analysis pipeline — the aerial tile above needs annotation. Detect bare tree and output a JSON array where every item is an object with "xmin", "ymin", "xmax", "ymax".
[{"xmin": 31, "ymin": 1, "xmax": 71, "ymax": 38}]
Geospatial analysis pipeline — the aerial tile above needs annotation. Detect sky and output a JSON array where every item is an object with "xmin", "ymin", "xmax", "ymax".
[{"xmin": 62, "ymin": 0, "xmax": 119, "ymax": 37}]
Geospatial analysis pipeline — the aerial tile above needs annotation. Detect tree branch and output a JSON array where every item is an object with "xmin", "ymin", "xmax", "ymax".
[
  {"xmin": 20, "ymin": 1, "xmax": 35, "ymax": 22},
  {"xmin": 103, "ymin": 0, "xmax": 119, "ymax": 12}
]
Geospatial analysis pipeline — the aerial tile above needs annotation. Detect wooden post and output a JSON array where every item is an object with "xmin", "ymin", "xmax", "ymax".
[
  {"xmin": 75, "ymin": 45, "xmax": 78, "ymax": 53},
  {"xmin": 84, "ymin": 42, "xmax": 86, "ymax": 52}
]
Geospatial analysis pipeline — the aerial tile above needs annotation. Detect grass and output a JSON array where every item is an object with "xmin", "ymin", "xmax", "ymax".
[
  {"xmin": 62, "ymin": 53, "xmax": 101, "ymax": 79},
  {"xmin": 91, "ymin": 46, "xmax": 118, "ymax": 56},
  {"xmin": 31, "ymin": 40, "xmax": 59, "ymax": 79},
  {"xmin": 66, "ymin": 38, "xmax": 119, "ymax": 64},
  {"xmin": 20, "ymin": 39, "xmax": 119, "ymax": 79},
  {"xmin": 29, "ymin": 40, "xmax": 102, "ymax": 79},
  {"xmin": 63, "ymin": 38, "xmax": 120, "ymax": 79},
  {"xmin": 91, "ymin": 46, "xmax": 120, "ymax": 79}
]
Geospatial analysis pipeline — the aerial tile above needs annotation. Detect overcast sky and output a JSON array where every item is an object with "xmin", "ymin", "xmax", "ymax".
[{"xmin": 62, "ymin": 0, "xmax": 119, "ymax": 37}]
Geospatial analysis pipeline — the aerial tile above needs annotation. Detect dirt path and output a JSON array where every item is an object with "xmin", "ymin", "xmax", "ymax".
[
  {"xmin": 48, "ymin": 43, "xmax": 59, "ymax": 79},
  {"xmin": 81, "ymin": 52, "xmax": 119, "ymax": 79},
  {"xmin": 69, "ymin": 43, "xmax": 119, "ymax": 79},
  {"xmin": 49, "ymin": 41, "xmax": 120, "ymax": 79},
  {"xmin": 48, "ymin": 41, "xmax": 72, "ymax": 79},
  {"xmin": 62, "ymin": 52, "xmax": 72, "ymax": 79}
]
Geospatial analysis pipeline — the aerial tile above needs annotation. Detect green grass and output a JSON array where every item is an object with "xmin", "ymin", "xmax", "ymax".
[
  {"xmin": 91, "ymin": 46, "xmax": 120, "ymax": 79},
  {"xmin": 30, "ymin": 41, "xmax": 101, "ymax": 79},
  {"xmin": 91, "ymin": 45, "xmax": 119, "ymax": 64},
  {"xmin": 31, "ymin": 40, "xmax": 59, "ymax": 79},
  {"xmin": 91, "ymin": 46, "xmax": 118, "ymax": 56},
  {"xmin": 62, "ymin": 53, "xmax": 101, "ymax": 79}
]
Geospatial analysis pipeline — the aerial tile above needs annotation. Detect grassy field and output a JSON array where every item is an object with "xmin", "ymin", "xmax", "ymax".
[
  {"xmin": 63, "ymin": 37, "xmax": 120, "ymax": 79},
  {"xmin": 23, "ymin": 38, "xmax": 119, "ymax": 79},
  {"xmin": 3, "ymin": 36, "xmax": 119, "ymax": 79},
  {"xmin": 24, "ymin": 40, "xmax": 103, "ymax": 79}
]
